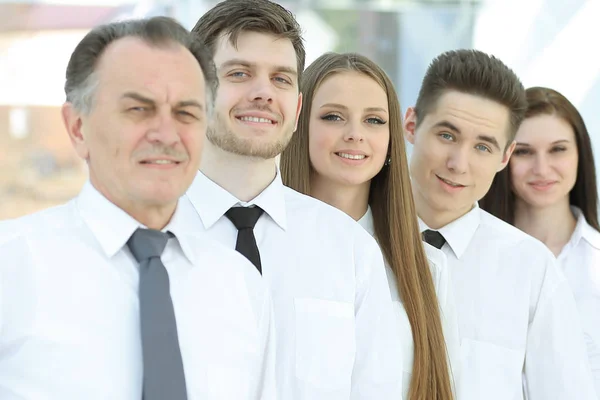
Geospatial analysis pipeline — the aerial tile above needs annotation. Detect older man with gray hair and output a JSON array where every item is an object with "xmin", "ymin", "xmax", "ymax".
[{"xmin": 0, "ymin": 16, "xmax": 276, "ymax": 400}]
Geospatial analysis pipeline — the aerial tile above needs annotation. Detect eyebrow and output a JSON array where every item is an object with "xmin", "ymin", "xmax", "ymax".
[
  {"xmin": 219, "ymin": 58, "xmax": 298, "ymax": 77},
  {"xmin": 121, "ymin": 92, "xmax": 203, "ymax": 111},
  {"xmin": 319, "ymin": 103, "xmax": 388, "ymax": 114},
  {"xmin": 516, "ymin": 139, "xmax": 571, "ymax": 146},
  {"xmin": 433, "ymin": 120, "xmax": 501, "ymax": 151}
]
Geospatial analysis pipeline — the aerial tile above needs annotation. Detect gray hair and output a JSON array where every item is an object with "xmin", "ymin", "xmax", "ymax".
[{"xmin": 65, "ymin": 16, "xmax": 218, "ymax": 115}]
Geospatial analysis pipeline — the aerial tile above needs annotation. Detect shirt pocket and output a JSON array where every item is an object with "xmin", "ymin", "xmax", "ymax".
[
  {"xmin": 294, "ymin": 297, "xmax": 355, "ymax": 391},
  {"xmin": 458, "ymin": 338, "xmax": 524, "ymax": 400}
]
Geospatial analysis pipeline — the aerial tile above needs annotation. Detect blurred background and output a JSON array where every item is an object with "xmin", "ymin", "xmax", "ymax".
[{"xmin": 1, "ymin": 0, "xmax": 598, "ymax": 219}]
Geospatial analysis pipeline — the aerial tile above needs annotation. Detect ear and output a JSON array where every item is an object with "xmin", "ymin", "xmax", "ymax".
[
  {"xmin": 62, "ymin": 102, "xmax": 90, "ymax": 161},
  {"xmin": 404, "ymin": 106, "xmax": 418, "ymax": 144},
  {"xmin": 293, "ymin": 92, "xmax": 303, "ymax": 132},
  {"xmin": 498, "ymin": 140, "xmax": 516, "ymax": 172}
]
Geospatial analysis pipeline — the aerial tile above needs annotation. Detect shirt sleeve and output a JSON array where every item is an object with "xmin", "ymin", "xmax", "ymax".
[
  {"xmin": 350, "ymin": 233, "xmax": 403, "ymax": 399},
  {"xmin": 524, "ymin": 255, "xmax": 598, "ymax": 399}
]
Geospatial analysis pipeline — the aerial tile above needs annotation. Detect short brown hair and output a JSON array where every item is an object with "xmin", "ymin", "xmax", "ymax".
[
  {"xmin": 65, "ymin": 16, "xmax": 217, "ymax": 115},
  {"xmin": 415, "ymin": 49, "xmax": 527, "ymax": 145},
  {"xmin": 481, "ymin": 86, "xmax": 600, "ymax": 232},
  {"xmin": 192, "ymin": 0, "xmax": 305, "ymax": 80}
]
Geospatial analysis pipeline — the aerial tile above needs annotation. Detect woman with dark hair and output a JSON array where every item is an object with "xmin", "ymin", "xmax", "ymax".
[
  {"xmin": 481, "ymin": 86, "xmax": 600, "ymax": 394},
  {"xmin": 280, "ymin": 52, "xmax": 458, "ymax": 400}
]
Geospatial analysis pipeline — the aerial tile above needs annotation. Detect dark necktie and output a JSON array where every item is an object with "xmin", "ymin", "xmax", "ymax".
[
  {"xmin": 422, "ymin": 229, "xmax": 446, "ymax": 250},
  {"xmin": 127, "ymin": 228, "xmax": 188, "ymax": 400},
  {"xmin": 225, "ymin": 206, "xmax": 264, "ymax": 274}
]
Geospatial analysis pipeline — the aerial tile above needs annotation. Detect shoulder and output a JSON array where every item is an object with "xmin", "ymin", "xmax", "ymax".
[
  {"xmin": 182, "ymin": 232, "xmax": 268, "ymax": 287},
  {"xmin": 478, "ymin": 209, "xmax": 552, "ymax": 255},
  {"xmin": 283, "ymin": 186, "xmax": 377, "ymax": 241},
  {"xmin": 0, "ymin": 202, "xmax": 76, "ymax": 245}
]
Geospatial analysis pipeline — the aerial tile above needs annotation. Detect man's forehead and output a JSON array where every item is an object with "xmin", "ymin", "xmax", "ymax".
[{"xmin": 213, "ymin": 31, "xmax": 297, "ymax": 70}]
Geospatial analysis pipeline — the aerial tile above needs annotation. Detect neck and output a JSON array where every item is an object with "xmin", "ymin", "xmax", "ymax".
[
  {"xmin": 413, "ymin": 188, "xmax": 472, "ymax": 230},
  {"xmin": 513, "ymin": 197, "xmax": 576, "ymax": 256},
  {"xmin": 200, "ymin": 141, "xmax": 277, "ymax": 202},
  {"xmin": 91, "ymin": 179, "xmax": 175, "ymax": 230},
  {"xmin": 311, "ymin": 176, "xmax": 370, "ymax": 221}
]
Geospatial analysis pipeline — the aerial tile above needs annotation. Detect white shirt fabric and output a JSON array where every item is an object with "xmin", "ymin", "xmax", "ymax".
[
  {"xmin": 557, "ymin": 207, "xmax": 600, "ymax": 398},
  {"xmin": 358, "ymin": 206, "xmax": 460, "ymax": 398},
  {"xmin": 0, "ymin": 182, "xmax": 276, "ymax": 400},
  {"xmin": 183, "ymin": 171, "xmax": 402, "ymax": 400},
  {"xmin": 419, "ymin": 204, "xmax": 597, "ymax": 400}
]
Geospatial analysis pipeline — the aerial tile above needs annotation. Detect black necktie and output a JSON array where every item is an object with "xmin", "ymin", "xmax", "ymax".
[
  {"xmin": 422, "ymin": 229, "xmax": 446, "ymax": 250},
  {"xmin": 225, "ymin": 206, "xmax": 264, "ymax": 274},
  {"xmin": 127, "ymin": 228, "xmax": 188, "ymax": 400}
]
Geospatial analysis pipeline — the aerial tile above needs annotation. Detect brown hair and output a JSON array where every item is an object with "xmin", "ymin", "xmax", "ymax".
[
  {"xmin": 280, "ymin": 52, "xmax": 454, "ymax": 400},
  {"xmin": 415, "ymin": 49, "xmax": 527, "ymax": 146},
  {"xmin": 480, "ymin": 86, "xmax": 600, "ymax": 232},
  {"xmin": 191, "ymin": 0, "xmax": 305, "ymax": 80}
]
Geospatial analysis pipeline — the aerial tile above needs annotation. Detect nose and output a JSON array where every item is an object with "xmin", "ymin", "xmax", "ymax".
[
  {"xmin": 146, "ymin": 110, "xmax": 180, "ymax": 146},
  {"xmin": 446, "ymin": 145, "xmax": 468, "ymax": 174},
  {"xmin": 532, "ymin": 153, "xmax": 551, "ymax": 175},
  {"xmin": 343, "ymin": 122, "xmax": 365, "ymax": 142},
  {"xmin": 248, "ymin": 75, "xmax": 275, "ymax": 104}
]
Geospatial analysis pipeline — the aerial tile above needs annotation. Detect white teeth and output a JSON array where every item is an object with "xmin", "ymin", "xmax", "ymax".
[
  {"xmin": 239, "ymin": 116, "xmax": 273, "ymax": 124},
  {"xmin": 147, "ymin": 160, "xmax": 174, "ymax": 164},
  {"xmin": 337, "ymin": 152, "xmax": 366, "ymax": 160}
]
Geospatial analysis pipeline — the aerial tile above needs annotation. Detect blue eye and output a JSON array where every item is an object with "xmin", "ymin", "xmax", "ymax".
[
  {"xmin": 274, "ymin": 76, "xmax": 292, "ymax": 85},
  {"xmin": 321, "ymin": 114, "xmax": 342, "ymax": 122},
  {"xmin": 475, "ymin": 144, "xmax": 491, "ymax": 153},
  {"xmin": 366, "ymin": 117, "xmax": 386, "ymax": 125}
]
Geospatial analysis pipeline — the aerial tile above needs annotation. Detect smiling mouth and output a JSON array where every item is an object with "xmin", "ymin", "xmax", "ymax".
[
  {"xmin": 237, "ymin": 116, "xmax": 276, "ymax": 124},
  {"xmin": 336, "ymin": 152, "xmax": 367, "ymax": 160},
  {"xmin": 140, "ymin": 160, "xmax": 180, "ymax": 165},
  {"xmin": 436, "ymin": 175, "xmax": 465, "ymax": 187}
]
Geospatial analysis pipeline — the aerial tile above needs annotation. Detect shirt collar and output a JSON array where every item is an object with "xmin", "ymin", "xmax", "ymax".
[
  {"xmin": 570, "ymin": 206, "xmax": 600, "ymax": 251},
  {"xmin": 185, "ymin": 169, "xmax": 288, "ymax": 231},
  {"xmin": 76, "ymin": 181, "xmax": 197, "ymax": 264},
  {"xmin": 357, "ymin": 205, "xmax": 375, "ymax": 236},
  {"xmin": 418, "ymin": 203, "xmax": 481, "ymax": 259}
]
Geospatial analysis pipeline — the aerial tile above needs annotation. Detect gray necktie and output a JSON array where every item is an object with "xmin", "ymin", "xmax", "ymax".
[{"xmin": 127, "ymin": 228, "xmax": 188, "ymax": 400}]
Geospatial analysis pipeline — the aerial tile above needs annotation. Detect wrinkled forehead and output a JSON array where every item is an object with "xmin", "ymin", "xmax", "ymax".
[{"xmin": 95, "ymin": 37, "xmax": 206, "ymax": 103}]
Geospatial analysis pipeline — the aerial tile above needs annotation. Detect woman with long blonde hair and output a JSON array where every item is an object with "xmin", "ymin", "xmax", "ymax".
[{"xmin": 281, "ymin": 52, "xmax": 458, "ymax": 399}]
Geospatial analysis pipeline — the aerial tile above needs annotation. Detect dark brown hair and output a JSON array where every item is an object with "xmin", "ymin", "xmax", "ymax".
[
  {"xmin": 281, "ymin": 52, "xmax": 454, "ymax": 400},
  {"xmin": 191, "ymin": 0, "xmax": 305, "ymax": 80},
  {"xmin": 480, "ymin": 86, "xmax": 600, "ymax": 232},
  {"xmin": 415, "ymin": 49, "xmax": 527, "ymax": 146},
  {"xmin": 65, "ymin": 16, "xmax": 217, "ymax": 114}
]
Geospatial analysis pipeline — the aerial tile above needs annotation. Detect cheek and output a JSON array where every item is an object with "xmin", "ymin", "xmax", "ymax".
[
  {"xmin": 307, "ymin": 122, "xmax": 334, "ymax": 167},
  {"xmin": 181, "ymin": 128, "xmax": 204, "ymax": 157},
  {"xmin": 371, "ymin": 132, "xmax": 390, "ymax": 163},
  {"xmin": 509, "ymin": 160, "xmax": 529, "ymax": 183}
]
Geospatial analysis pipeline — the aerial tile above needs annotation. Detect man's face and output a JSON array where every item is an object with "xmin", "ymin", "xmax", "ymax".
[
  {"xmin": 207, "ymin": 31, "xmax": 302, "ymax": 159},
  {"xmin": 63, "ymin": 37, "xmax": 208, "ymax": 214},
  {"xmin": 405, "ymin": 91, "xmax": 515, "ymax": 227}
]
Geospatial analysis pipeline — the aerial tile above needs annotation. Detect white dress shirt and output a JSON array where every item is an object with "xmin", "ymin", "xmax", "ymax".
[
  {"xmin": 419, "ymin": 204, "xmax": 597, "ymax": 400},
  {"xmin": 183, "ymin": 171, "xmax": 402, "ymax": 400},
  {"xmin": 358, "ymin": 206, "xmax": 460, "ymax": 398},
  {"xmin": 557, "ymin": 207, "xmax": 600, "ymax": 398},
  {"xmin": 0, "ymin": 182, "xmax": 276, "ymax": 400}
]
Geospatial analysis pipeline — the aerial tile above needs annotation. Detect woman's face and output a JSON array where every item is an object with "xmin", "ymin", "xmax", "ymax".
[
  {"xmin": 308, "ymin": 71, "xmax": 390, "ymax": 188},
  {"xmin": 510, "ymin": 114, "xmax": 579, "ymax": 208}
]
